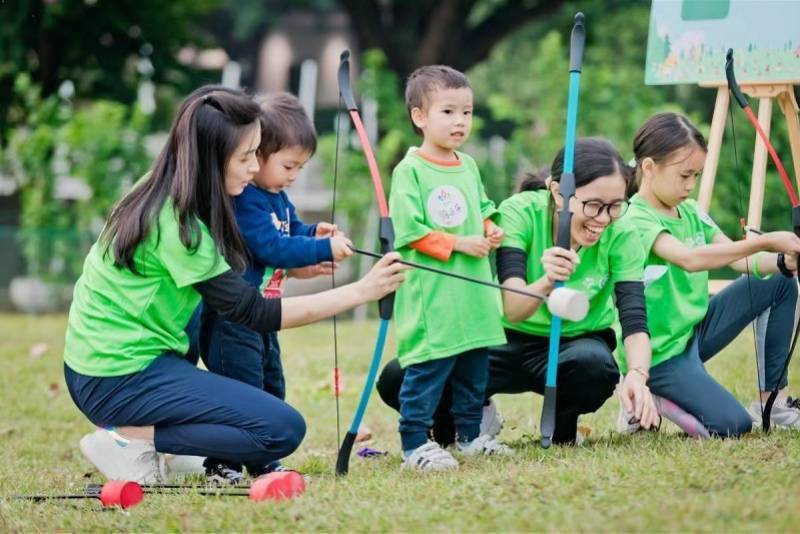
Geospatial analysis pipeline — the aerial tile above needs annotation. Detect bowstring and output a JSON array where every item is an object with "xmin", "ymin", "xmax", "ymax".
[
  {"xmin": 331, "ymin": 96, "xmax": 343, "ymax": 452},
  {"xmin": 728, "ymin": 100, "xmax": 765, "ymax": 419}
]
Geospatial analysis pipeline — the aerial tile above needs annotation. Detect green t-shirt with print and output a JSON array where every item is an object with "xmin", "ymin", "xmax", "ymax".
[
  {"xmin": 389, "ymin": 149, "xmax": 507, "ymax": 368},
  {"xmin": 496, "ymin": 189, "xmax": 645, "ymax": 338},
  {"xmin": 64, "ymin": 201, "xmax": 231, "ymax": 377},
  {"xmin": 615, "ymin": 195, "xmax": 721, "ymax": 372}
]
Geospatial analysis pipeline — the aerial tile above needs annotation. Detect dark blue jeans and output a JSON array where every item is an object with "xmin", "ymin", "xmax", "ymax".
[
  {"xmin": 199, "ymin": 306, "xmax": 286, "ymax": 473},
  {"xmin": 379, "ymin": 330, "xmax": 619, "ymax": 446},
  {"xmin": 398, "ymin": 348, "xmax": 488, "ymax": 452},
  {"xmin": 648, "ymin": 274, "xmax": 798, "ymax": 437},
  {"xmin": 201, "ymin": 307, "xmax": 285, "ymax": 400},
  {"xmin": 64, "ymin": 354, "xmax": 306, "ymax": 469}
]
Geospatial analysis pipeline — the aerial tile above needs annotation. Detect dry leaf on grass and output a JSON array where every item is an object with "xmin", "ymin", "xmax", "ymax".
[{"xmin": 29, "ymin": 342, "xmax": 49, "ymax": 359}]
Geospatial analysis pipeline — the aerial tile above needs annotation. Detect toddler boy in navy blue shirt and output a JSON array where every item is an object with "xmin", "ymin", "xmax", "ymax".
[{"xmin": 201, "ymin": 92, "xmax": 352, "ymax": 483}]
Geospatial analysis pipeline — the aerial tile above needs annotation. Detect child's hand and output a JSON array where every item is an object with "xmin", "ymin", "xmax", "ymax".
[
  {"xmin": 330, "ymin": 235, "xmax": 354, "ymax": 261},
  {"xmin": 761, "ymin": 231, "xmax": 800, "ymax": 256},
  {"xmin": 454, "ymin": 235, "xmax": 492, "ymax": 257},
  {"xmin": 290, "ymin": 261, "xmax": 338, "ymax": 279},
  {"xmin": 484, "ymin": 221, "xmax": 505, "ymax": 249},
  {"xmin": 785, "ymin": 253, "xmax": 798, "ymax": 272},
  {"xmin": 316, "ymin": 222, "xmax": 339, "ymax": 238}
]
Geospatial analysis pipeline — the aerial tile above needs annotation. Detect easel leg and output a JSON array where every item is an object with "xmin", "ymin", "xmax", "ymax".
[
  {"xmin": 777, "ymin": 90, "xmax": 800, "ymax": 193},
  {"xmin": 747, "ymin": 97, "xmax": 772, "ymax": 230},
  {"xmin": 699, "ymin": 87, "xmax": 729, "ymax": 212}
]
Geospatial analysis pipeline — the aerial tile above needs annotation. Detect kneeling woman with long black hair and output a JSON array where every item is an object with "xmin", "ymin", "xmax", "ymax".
[{"xmin": 63, "ymin": 86, "xmax": 407, "ymax": 483}]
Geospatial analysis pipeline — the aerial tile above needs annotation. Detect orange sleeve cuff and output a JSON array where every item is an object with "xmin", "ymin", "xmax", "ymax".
[{"xmin": 409, "ymin": 232, "xmax": 456, "ymax": 261}]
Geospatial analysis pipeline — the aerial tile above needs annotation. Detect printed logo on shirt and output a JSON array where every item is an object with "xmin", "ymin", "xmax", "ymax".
[
  {"xmin": 271, "ymin": 212, "xmax": 289, "ymax": 234},
  {"xmin": 685, "ymin": 233, "xmax": 705, "ymax": 248},
  {"xmin": 697, "ymin": 207, "xmax": 720, "ymax": 230},
  {"xmin": 642, "ymin": 264, "xmax": 668, "ymax": 287},
  {"xmin": 262, "ymin": 268, "xmax": 285, "ymax": 298},
  {"xmin": 581, "ymin": 274, "xmax": 609, "ymax": 294},
  {"xmin": 427, "ymin": 185, "xmax": 468, "ymax": 228}
]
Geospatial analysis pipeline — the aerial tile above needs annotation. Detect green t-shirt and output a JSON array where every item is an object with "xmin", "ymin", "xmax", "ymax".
[
  {"xmin": 496, "ymin": 190, "xmax": 645, "ymax": 338},
  {"xmin": 615, "ymin": 195, "xmax": 721, "ymax": 372},
  {"xmin": 389, "ymin": 149, "xmax": 506, "ymax": 367},
  {"xmin": 64, "ymin": 202, "xmax": 231, "ymax": 376}
]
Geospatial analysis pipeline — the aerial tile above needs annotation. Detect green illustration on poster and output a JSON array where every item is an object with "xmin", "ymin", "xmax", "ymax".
[{"xmin": 646, "ymin": 0, "xmax": 800, "ymax": 85}]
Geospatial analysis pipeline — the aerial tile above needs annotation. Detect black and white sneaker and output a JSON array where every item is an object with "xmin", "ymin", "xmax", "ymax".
[
  {"xmin": 205, "ymin": 462, "xmax": 245, "ymax": 486},
  {"xmin": 748, "ymin": 396, "xmax": 800, "ymax": 429},
  {"xmin": 401, "ymin": 441, "xmax": 459, "ymax": 471}
]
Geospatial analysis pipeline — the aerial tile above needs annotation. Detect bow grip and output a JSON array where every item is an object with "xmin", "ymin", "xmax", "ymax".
[
  {"xmin": 378, "ymin": 217, "xmax": 396, "ymax": 320},
  {"xmin": 793, "ymin": 205, "xmax": 800, "ymax": 238},
  {"xmin": 556, "ymin": 171, "xmax": 575, "ymax": 248}
]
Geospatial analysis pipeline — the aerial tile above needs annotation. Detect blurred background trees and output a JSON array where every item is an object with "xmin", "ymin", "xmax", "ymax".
[{"xmin": 0, "ymin": 0, "xmax": 792, "ymax": 308}]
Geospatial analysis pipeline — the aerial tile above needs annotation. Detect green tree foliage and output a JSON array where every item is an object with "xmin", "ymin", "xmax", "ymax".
[
  {"xmin": 0, "ymin": 0, "xmax": 217, "ymax": 141},
  {"xmin": 1, "ymin": 75, "xmax": 151, "ymax": 282},
  {"xmin": 337, "ymin": 0, "xmax": 565, "ymax": 75}
]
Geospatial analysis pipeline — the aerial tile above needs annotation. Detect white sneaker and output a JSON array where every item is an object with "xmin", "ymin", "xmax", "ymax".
[
  {"xmin": 480, "ymin": 400, "xmax": 504, "ymax": 438},
  {"xmin": 401, "ymin": 441, "xmax": 459, "ymax": 471},
  {"xmin": 79, "ymin": 429, "xmax": 167, "ymax": 483},
  {"xmin": 748, "ymin": 396, "xmax": 800, "ymax": 429},
  {"xmin": 163, "ymin": 454, "xmax": 206, "ymax": 476},
  {"xmin": 455, "ymin": 434, "xmax": 512, "ymax": 456}
]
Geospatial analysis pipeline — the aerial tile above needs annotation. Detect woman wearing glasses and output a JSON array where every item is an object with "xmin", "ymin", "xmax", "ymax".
[{"xmin": 377, "ymin": 137, "xmax": 659, "ymax": 446}]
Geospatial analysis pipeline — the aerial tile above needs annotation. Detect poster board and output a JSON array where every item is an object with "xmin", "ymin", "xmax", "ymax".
[{"xmin": 645, "ymin": 0, "xmax": 800, "ymax": 85}]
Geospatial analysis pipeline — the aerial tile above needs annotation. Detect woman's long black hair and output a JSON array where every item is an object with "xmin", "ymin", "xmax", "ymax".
[{"xmin": 102, "ymin": 85, "xmax": 261, "ymax": 273}]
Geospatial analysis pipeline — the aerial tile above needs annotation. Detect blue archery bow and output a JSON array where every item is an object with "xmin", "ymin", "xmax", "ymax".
[{"xmin": 541, "ymin": 12, "xmax": 586, "ymax": 448}]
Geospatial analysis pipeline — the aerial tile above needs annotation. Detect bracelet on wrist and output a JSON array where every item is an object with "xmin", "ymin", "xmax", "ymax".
[
  {"xmin": 628, "ymin": 367, "xmax": 649, "ymax": 381},
  {"xmin": 751, "ymin": 252, "xmax": 765, "ymax": 280},
  {"xmin": 777, "ymin": 253, "xmax": 794, "ymax": 278}
]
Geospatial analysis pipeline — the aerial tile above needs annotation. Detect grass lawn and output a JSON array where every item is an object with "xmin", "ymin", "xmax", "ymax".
[{"xmin": 1, "ymin": 313, "xmax": 799, "ymax": 531}]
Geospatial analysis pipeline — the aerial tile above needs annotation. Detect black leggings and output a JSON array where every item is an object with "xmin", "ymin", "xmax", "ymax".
[{"xmin": 377, "ymin": 329, "xmax": 620, "ymax": 445}]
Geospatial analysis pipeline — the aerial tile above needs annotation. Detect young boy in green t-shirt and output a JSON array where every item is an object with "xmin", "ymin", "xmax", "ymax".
[{"xmin": 389, "ymin": 65, "xmax": 510, "ymax": 470}]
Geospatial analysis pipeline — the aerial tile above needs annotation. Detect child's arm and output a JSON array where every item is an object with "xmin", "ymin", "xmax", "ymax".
[
  {"xmin": 714, "ymin": 232, "xmax": 799, "ymax": 275},
  {"xmin": 477, "ymin": 175, "xmax": 504, "ymax": 248},
  {"xmin": 286, "ymin": 196, "xmax": 318, "ymax": 237},
  {"xmin": 409, "ymin": 232, "xmax": 492, "ymax": 261},
  {"xmin": 236, "ymin": 192, "xmax": 335, "ymax": 268},
  {"xmin": 314, "ymin": 222, "xmax": 339, "ymax": 238},
  {"xmin": 652, "ymin": 230, "xmax": 800, "ymax": 273},
  {"xmin": 288, "ymin": 261, "xmax": 336, "ymax": 279},
  {"xmin": 484, "ymin": 219, "xmax": 505, "ymax": 248}
]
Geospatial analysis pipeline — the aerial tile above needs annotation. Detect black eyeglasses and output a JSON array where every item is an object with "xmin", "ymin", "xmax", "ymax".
[{"xmin": 572, "ymin": 196, "xmax": 629, "ymax": 219}]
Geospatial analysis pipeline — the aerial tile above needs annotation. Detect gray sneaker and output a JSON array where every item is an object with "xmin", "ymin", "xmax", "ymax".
[
  {"xmin": 748, "ymin": 396, "xmax": 800, "ymax": 429},
  {"xmin": 401, "ymin": 441, "xmax": 459, "ymax": 471},
  {"xmin": 455, "ymin": 434, "xmax": 512, "ymax": 456}
]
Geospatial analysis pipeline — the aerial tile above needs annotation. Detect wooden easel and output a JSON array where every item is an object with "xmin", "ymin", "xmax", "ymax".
[
  {"xmin": 698, "ymin": 81, "xmax": 800, "ymax": 227},
  {"xmin": 697, "ymin": 81, "xmax": 800, "ymax": 293}
]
